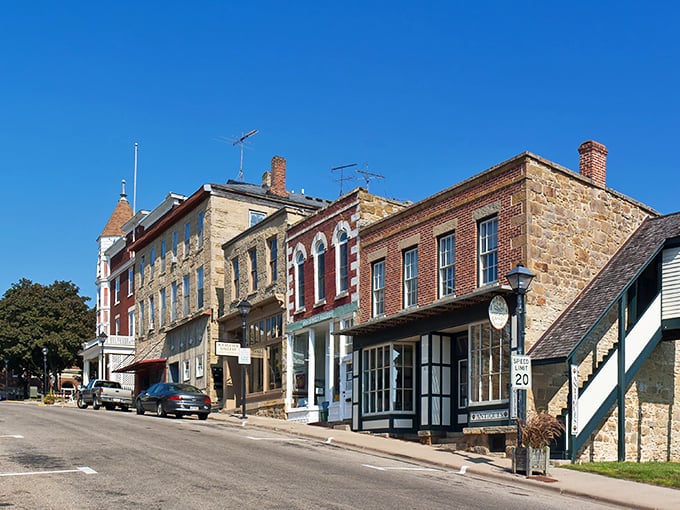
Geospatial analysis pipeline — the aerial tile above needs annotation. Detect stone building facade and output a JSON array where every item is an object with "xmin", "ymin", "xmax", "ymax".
[{"xmin": 342, "ymin": 141, "xmax": 657, "ymax": 454}]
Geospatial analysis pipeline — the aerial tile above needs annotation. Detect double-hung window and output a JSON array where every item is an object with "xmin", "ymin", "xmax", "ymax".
[
  {"xmin": 160, "ymin": 240, "xmax": 167, "ymax": 272},
  {"xmin": 149, "ymin": 296, "xmax": 155, "ymax": 330},
  {"xmin": 337, "ymin": 231, "xmax": 349, "ymax": 293},
  {"xmin": 403, "ymin": 247, "xmax": 418, "ymax": 308},
  {"xmin": 197, "ymin": 211, "xmax": 204, "ymax": 248},
  {"xmin": 127, "ymin": 267, "xmax": 134, "ymax": 296},
  {"xmin": 295, "ymin": 251, "xmax": 305, "ymax": 310},
  {"xmin": 159, "ymin": 288, "xmax": 166, "ymax": 327},
  {"xmin": 140, "ymin": 256, "xmax": 146, "ymax": 286},
  {"xmin": 150, "ymin": 247, "xmax": 155, "ymax": 279},
  {"xmin": 196, "ymin": 267, "xmax": 204, "ymax": 309},
  {"xmin": 478, "ymin": 216, "xmax": 498, "ymax": 286},
  {"xmin": 114, "ymin": 276, "xmax": 120, "ymax": 304},
  {"xmin": 232, "ymin": 258, "xmax": 240, "ymax": 299},
  {"xmin": 314, "ymin": 241, "xmax": 326, "ymax": 302},
  {"xmin": 268, "ymin": 236, "xmax": 278, "ymax": 283},
  {"xmin": 438, "ymin": 233, "xmax": 455, "ymax": 297},
  {"xmin": 183, "ymin": 275, "xmax": 190, "ymax": 316},
  {"xmin": 184, "ymin": 222, "xmax": 191, "ymax": 258},
  {"xmin": 249, "ymin": 248, "xmax": 258, "ymax": 291},
  {"xmin": 372, "ymin": 260, "xmax": 385, "ymax": 317},
  {"xmin": 171, "ymin": 282, "xmax": 178, "ymax": 322},
  {"xmin": 172, "ymin": 231, "xmax": 178, "ymax": 260}
]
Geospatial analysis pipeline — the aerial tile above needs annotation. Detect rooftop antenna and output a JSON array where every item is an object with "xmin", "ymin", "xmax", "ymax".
[
  {"xmin": 356, "ymin": 163, "xmax": 384, "ymax": 191},
  {"xmin": 232, "ymin": 129, "xmax": 258, "ymax": 181},
  {"xmin": 331, "ymin": 163, "xmax": 358, "ymax": 196}
]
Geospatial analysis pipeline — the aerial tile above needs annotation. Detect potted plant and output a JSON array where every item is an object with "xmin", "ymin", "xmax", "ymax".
[{"xmin": 512, "ymin": 411, "xmax": 565, "ymax": 476}]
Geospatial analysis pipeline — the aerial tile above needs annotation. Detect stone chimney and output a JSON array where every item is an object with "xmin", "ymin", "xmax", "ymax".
[
  {"xmin": 261, "ymin": 171, "xmax": 272, "ymax": 190},
  {"xmin": 578, "ymin": 140, "xmax": 608, "ymax": 187},
  {"xmin": 270, "ymin": 156, "xmax": 288, "ymax": 197}
]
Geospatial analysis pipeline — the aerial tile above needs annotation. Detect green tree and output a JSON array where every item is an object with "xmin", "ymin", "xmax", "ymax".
[{"xmin": 0, "ymin": 279, "xmax": 95, "ymax": 396}]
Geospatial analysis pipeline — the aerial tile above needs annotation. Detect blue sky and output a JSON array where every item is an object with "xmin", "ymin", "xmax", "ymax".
[{"xmin": 1, "ymin": 1, "xmax": 678, "ymax": 303}]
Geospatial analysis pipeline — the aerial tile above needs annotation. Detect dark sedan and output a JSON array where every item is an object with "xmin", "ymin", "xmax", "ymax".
[{"xmin": 135, "ymin": 383, "xmax": 211, "ymax": 420}]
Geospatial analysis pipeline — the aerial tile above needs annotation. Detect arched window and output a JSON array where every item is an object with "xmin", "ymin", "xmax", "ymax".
[
  {"xmin": 337, "ymin": 230, "xmax": 348, "ymax": 293},
  {"xmin": 314, "ymin": 240, "xmax": 326, "ymax": 302},
  {"xmin": 295, "ymin": 251, "xmax": 306, "ymax": 310}
]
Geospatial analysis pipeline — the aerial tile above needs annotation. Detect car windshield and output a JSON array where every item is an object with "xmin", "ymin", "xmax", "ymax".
[{"xmin": 166, "ymin": 383, "xmax": 202, "ymax": 393}]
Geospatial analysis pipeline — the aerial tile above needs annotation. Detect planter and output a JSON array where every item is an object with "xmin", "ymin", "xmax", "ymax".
[{"xmin": 512, "ymin": 446, "xmax": 550, "ymax": 476}]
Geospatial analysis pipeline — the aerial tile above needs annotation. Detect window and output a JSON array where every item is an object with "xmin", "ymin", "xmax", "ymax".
[
  {"xmin": 403, "ymin": 247, "xmax": 418, "ymax": 308},
  {"xmin": 295, "ymin": 251, "xmax": 305, "ymax": 310},
  {"xmin": 128, "ymin": 267, "xmax": 134, "ymax": 296},
  {"xmin": 469, "ymin": 322, "xmax": 509, "ymax": 404},
  {"xmin": 171, "ymin": 282, "xmax": 178, "ymax": 322},
  {"xmin": 232, "ymin": 258, "xmax": 240, "ymax": 299},
  {"xmin": 140, "ymin": 256, "xmax": 146, "ymax": 286},
  {"xmin": 196, "ymin": 355, "xmax": 204, "ymax": 378},
  {"xmin": 372, "ymin": 260, "xmax": 385, "ymax": 317},
  {"xmin": 197, "ymin": 211, "xmax": 204, "ymax": 248},
  {"xmin": 140, "ymin": 301, "xmax": 146, "ymax": 332},
  {"xmin": 114, "ymin": 316, "xmax": 120, "ymax": 335},
  {"xmin": 249, "ymin": 210, "xmax": 266, "ymax": 227},
  {"xmin": 438, "ymin": 233, "xmax": 455, "ymax": 297},
  {"xmin": 160, "ymin": 240, "xmax": 167, "ymax": 272},
  {"xmin": 196, "ymin": 266, "xmax": 204, "ymax": 309},
  {"xmin": 172, "ymin": 231, "xmax": 178, "ymax": 259},
  {"xmin": 159, "ymin": 288, "xmax": 166, "ymax": 327},
  {"xmin": 249, "ymin": 248, "xmax": 258, "ymax": 291},
  {"xmin": 337, "ymin": 230, "xmax": 349, "ymax": 293},
  {"xmin": 268, "ymin": 236, "xmax": 278, "ymax": 282},
  {"xmin": 362, "ymin": 343, "xmax": 415, "ymax": 414},
  {"xmin": 314, "ymin": 240, "xmax": 326, "ymax": 302},
  {"xmin": 149, "ymin": 296, "xmax": 155, "ymax": 329},
  {"xmin": 114, "ymin": 276, "xmax": 120, "ymax": 304},
  {"xmin": 184, "ymin": 222, "xmax": 190, "ymax": 257},
  {"xmin": 128, "ymin": 310, "xmax": 135, "ymax": 336},
  {"xmin": 183, "ymin": 359, "xmax": 191, "ymax": 381},
  {"xmin": 478, "ymin": 216, "xmax": 498, "ymax": 286},
  {"xmin": 183, "ymin": 275, "xmax": 190, "ymax": 316},
  {"xmin": 151, "ymin": 246, "xmax": 156, "ymax": 279}
]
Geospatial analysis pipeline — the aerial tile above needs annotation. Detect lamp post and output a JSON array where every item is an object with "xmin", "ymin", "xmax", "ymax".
[
  {"xmin": 98, "ymin": 332, "xmax": 107, "ymax": 379},
  {"xmin": 42, "ymin": 346, "xmax": 49, "ymax": 396},
  {"xmin": 505, "ymin": 262, "xmax": 535, "ymax": 444},
  {"xmin": 237, "ymin": 299, "xmax": 252, "ymax": 419}
]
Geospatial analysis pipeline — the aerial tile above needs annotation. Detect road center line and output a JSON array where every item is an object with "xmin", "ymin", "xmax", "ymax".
[
  {"xmin": 0, "ymin": 435, "xmax": 24, "ymax": 438},
  {"xmin": 362, "ymin": 464, "xmax": 439, "ymax": 472},
  {"xmin": 0, "ymin": 466, "xmax": 97, "ymax": 477},
  {"xmin": 246, "ymin": 436, "xmax": 308, "ymax": 441}
]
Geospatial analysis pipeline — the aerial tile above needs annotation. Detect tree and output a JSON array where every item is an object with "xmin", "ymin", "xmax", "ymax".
[{"xmin": 0, "ymin": 279, "xmax": 95, "ymax": 396}]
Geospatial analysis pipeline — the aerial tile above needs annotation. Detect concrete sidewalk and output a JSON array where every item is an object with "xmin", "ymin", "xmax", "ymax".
[{"xmin": 213, "ymin": 412, "xmax": 679, "ymax": 510}]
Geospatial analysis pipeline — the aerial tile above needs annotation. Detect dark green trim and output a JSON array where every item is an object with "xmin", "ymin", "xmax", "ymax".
[{"xmin": 617, "ymin": 294, "xmax": 626, "ymax": 462}]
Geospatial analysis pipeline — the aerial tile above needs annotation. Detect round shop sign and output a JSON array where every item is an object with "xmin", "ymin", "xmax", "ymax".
[{"xmin": 488, "ymin": 295, "xmax": 509, "ymax": 330}]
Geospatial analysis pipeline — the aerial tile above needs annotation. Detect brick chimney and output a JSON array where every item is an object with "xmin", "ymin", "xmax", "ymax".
[
  {"xmin": 578, "ymin": 140, "xmax": 608, "ymax": 187},
  {"xmin": 270, "ymin": 155, "xmax": 288, "ymax": 197}
]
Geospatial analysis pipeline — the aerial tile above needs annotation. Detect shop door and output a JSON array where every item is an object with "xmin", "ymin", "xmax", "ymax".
[
  {"xmin": 339, "ymin": 355, "xmax": 353, "ymax": 420},
  {"xmin": 453, "ymin": 333, "xmax": 468, "ymax": 431}
]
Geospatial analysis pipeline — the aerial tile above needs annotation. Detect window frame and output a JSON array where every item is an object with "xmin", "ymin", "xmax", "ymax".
[
  {"xmin": 232, "ymin": 257, "xmax": 240, "ymax": 300},
  {"xmin": 249, "ymin": 248, "xmax": 258, "ymax": 292},
  {"xmin": 362, "ymin": 342, "xmax": 415, "ymax": 415},
  {"xmin": 478, "ymin": 216, "xmax": 498, "ymax": 286},
  {"xmin": 295, "ymin": 250, "xmax": 306, "ymax": 310},
  {"xmin": 184, "ymin": 222, "xmax": 191, "ymax": 258},
  {"xmin": 314, "ymin": 239, "xmax": 326, "ymax": 303},
  {"xmin": 336, "ymin": 230, "xmax": 349, "ymax": 294},
  {"xmin": 183, "ymin": 274, "xmax": 190, "ymax": 316},
  {"xmin": 268, "ymin": 236, "xmax": 278, "ymax": 283},
  {"xmin": 196, "ymin": 266, "xmax": 204, "ymax": 309},
  {"xmin": 403, "ymin": 247, "xmax": 418, "ymax": 308},
  {"xmin": 468, "ymin": 321, "xmax": 510, "ymax": 405},
  {"xmin": 372, "ymin": 259, "xmax": 385, "ymax": 317},
  {"xmin": 197, "ymin": 211, "xmax": 204, "ymax": 248},
  {"xmin": 438, "ymin": 232, "xmax": 456, "ymax": 298}
]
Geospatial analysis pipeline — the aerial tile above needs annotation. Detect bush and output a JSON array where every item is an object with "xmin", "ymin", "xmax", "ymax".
[
  {"xmin": 43, "ymin": 393, "xmax": 56, "ymax": 405},
  {"xmin": 520, "ymin": 411, "xmax": 565, "ymax": 448}
]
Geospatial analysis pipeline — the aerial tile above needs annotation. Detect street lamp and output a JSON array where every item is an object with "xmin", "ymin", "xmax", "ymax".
[
  {"xmin": 505, "ymin": 262, "xmax": 535, "ymax": 444},
  {"xmin": 237, "ymin": 299, "xmax": 252, "ymax": 419},
  {"xmin": 42, "ymin": 346, "xmax": 49, "ymax": 396},
  {"xmin": 98, "ymin": 332, "xmax": 107, "ymax": 380}
]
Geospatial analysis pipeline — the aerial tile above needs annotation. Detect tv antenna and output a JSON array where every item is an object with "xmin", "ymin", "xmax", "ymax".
[
  {"xmin": 331, "ymin": 163, "xmax": 358, "ymax": 196},
  {"xmin": 232, "ymin": 129, "xmax": 259, "ymax": 181},
  {"xmin": 356, "ymin": 164, "xmax": 384, "ymax": 191}
]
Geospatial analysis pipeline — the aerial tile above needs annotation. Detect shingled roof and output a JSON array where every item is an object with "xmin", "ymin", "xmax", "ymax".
[
  {"xmin": 529, "ymin": 212, "xmax": 680, "ymax": 362},
  {"xmin": 100, "ymin": 196, "xmax": 133, "ymax": 237}
]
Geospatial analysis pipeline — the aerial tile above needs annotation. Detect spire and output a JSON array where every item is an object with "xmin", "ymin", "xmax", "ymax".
[
  {"xmin": 100, "ymin": 183, "xmax": 134, "ymax": 237},
  {"xmin": 121, "ymin": 179, "xmax": 128, "ymax": 201}
]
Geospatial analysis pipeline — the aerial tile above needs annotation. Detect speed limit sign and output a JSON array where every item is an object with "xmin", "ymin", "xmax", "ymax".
[{"xmin": 511, "ymin": 354, "xmax": 532, "ymax": 389}]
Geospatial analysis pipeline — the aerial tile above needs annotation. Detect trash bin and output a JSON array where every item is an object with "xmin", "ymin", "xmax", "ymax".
[{"xmin": 320, "ymin": 401, "xmax": 330, "ymax": 422}]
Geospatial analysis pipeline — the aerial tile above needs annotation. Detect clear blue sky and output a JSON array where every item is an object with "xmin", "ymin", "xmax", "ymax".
[{"xmin": 1, "ymin": 1, "xmax": 678, "ymax": 303}]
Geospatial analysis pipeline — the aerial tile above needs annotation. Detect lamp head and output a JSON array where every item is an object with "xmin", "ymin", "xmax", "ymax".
[
  {"xmin": 42, "ymin": 346, "xmax": 48, "ymax": 355},
  {"xmin": 505, "ymin": 263, "xmax": 536, "ymax": 295},
  {"xmin": 237, "ymin": 299, "xmax": 252, "ymax": 318}
]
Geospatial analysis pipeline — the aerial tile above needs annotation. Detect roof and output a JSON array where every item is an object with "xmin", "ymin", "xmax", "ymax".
[
  {"xmin": 529, "ymin": 212, "xmax": 680, "ymax": 362},
  {"xmin": 100, "ymin": 197, "xmax": 133, "ymax": 238},
  {"xmin": 113, "ymin": 336, "xmax": 165, "ymax": 373}
]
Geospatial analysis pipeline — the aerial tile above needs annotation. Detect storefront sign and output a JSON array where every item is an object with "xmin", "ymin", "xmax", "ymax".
[
  {"xmin": 488, "ymin": 296, "xmax": 509, "ymax": 330},
  {"xmin": 571, "ymin": 364, "xmax": 579, "ymax": 435},
  {"xmin": 239, "ymin": 347, "xmax": 251, "ymax": 365},
  {"xmin": 215, "ymin": 342, "xmax": 240, "ymax": 356},
  {"xmin": 469, "ymin": 408, "xmax": 509, "ymax": 423}
]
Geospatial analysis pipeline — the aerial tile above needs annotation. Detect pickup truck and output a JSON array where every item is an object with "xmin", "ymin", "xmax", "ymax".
[{"xmin": 77, "ymin": 379, "xmax": 134, "ymax": 411}]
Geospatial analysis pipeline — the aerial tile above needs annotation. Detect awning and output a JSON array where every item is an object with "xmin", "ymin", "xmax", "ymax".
[
  {"xmin": 113, "ymin": 337, "xmax": 165, "ymax": 373},
  {"xmin": 114, "ymin": 358, "xmax": 166, "ymax": 373},
  {"xmin": 339, "ymin": 284, "xmax": 514, "ymax": 337}
]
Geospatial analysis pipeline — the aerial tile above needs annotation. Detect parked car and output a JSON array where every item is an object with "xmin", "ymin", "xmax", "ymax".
[
  {"xmin": 77, "ymin": 379, "xmax": 134, "ymax": 411},
  {"xmin": 135, "ymin": 383, "xmax": 211, "ymax": 420}
]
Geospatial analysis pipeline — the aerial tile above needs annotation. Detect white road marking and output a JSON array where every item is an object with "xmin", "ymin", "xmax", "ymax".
[
  {"xmin": 0, "ymin": 435, "xmax": 23, "ymax": 438},
  {"xmin": 362, "ymin": 464, "xmax": 439, "ymax": 472},
  {"xmin": 457, "ymin": 465, "xmax": 468, "ymax": 474},
  {"xmin": 246, "ymin": 436, "xmax": 308, "ymax": 441},
  {"xmin": 0, "ymin": 466, "xmax": 97, "ymax": 477},
  {"xmin": 324, "ymin": 437, "xmax": 333, "ymax": 444}
]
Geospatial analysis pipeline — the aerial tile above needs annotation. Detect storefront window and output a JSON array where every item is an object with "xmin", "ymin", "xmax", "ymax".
[
  {"xmin": 362, "ymin": 343, "xmax": 415, "ymax": 415},
  {"xmin": 293, "ymin": 333, "xmax": 309, "ymax": 407},
  {"xmin": 469, "ymin": 322, "xmax": 509, "ymax": 404}
]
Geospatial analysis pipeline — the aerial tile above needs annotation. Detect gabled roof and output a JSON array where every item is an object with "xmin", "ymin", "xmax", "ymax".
[
  {"xmin": 530, "ymin": 212, "xmax": 680, "ymax": 362},
  {"xmin": 100, "ymin": 197, "xmax": 133, "ymax": 238}
]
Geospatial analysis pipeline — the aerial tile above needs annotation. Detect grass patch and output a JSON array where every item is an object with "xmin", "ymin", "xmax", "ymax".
[{"xmin": 560, "ymin": 462, "xmax": 680, "ymax": 489}]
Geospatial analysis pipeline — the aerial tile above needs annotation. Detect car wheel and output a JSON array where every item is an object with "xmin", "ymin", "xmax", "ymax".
[
  {"xmin": 104, "ymin": 403, "xmax": 114, "ymax": 411},
  {"xmin": 93, "ymin": 396, "xmax": 101, "ymax": 410},
  {"xmin": 156, "ymin": 401, "xmax": 166, "ymax": 417},
  {"xmin": 120, "ymin": 405, "xmax": 129, "ymax": 412},
  {"xmin": 136, "ymin": 400, "xmax": 145, "ymax": 415},
  {"xmin": 198, "ymin": 413, "xmax": 208, "ymax": 421},
  {"xmin": 174, "ymin": 413, "xmax": 183, "ymax": 419},
  {"xmin": 77, "ymin": 396, "xmax": 88, "ymax": 409}
]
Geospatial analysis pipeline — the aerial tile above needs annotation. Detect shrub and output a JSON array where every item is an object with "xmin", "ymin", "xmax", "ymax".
[
  {"xmin": 43, "ymin": 393, "xmax": 56, "ymax": 405},
  {"xmin": 520, "ymin": 411, "xmax": 565, "ymax": 448}
]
